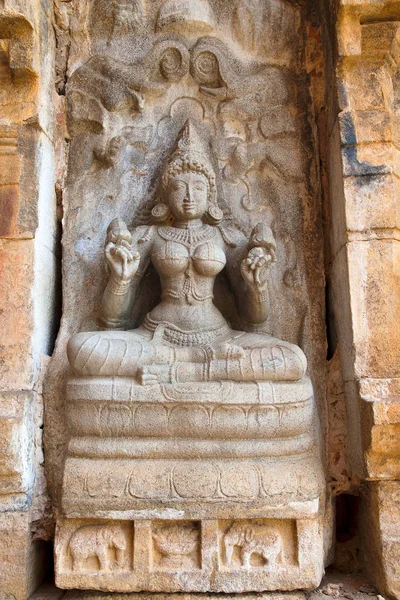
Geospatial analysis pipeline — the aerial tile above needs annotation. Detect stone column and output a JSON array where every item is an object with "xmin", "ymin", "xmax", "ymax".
[
  {"xmin": 333, "ymin": 4, "xmax": 400, "ymax": 596},
  {"xmin": 0, "ymin": 1, "xmax": 58, "ymax": 598}
]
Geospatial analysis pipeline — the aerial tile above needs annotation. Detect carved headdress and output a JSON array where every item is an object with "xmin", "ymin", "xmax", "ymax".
[{"xmin": 153, "ymin": 120, "xmax": 223, "ymax": 224}]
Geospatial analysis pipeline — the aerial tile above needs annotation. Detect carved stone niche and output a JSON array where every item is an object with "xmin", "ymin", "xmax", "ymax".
[{"xmin": 49, "ymin": 0, "xmax": 328, "ymax": 592}]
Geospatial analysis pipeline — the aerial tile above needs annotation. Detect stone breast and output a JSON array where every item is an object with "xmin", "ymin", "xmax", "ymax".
[{"xmin": 152, "ymin": 241, "xmax": 226, "ymax": 277}]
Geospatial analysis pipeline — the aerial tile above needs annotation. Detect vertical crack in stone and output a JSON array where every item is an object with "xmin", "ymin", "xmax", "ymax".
[{"xmin": 53, "ymin": 0, "xmax": 72, "ymax": 95}]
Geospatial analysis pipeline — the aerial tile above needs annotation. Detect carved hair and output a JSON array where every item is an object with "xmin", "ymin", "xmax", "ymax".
[{"xmin": 161, "ymin": 156, "xmax": 217, "ymax": 205}]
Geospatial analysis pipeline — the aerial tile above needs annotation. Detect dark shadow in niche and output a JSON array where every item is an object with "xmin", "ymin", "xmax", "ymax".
[
  {"xmin": 325, "ymin": 278, "xmax": 337, "ymax": 361},
  {"xmin": 46, "ymin": 195, "xmax": 63, "ymax": 357},
  {"xmin": 334, "ymin": 493, "xmax": 361, "ymax": 574}
]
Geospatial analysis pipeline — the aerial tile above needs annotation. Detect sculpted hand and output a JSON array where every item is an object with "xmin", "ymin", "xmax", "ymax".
[
  {"xmin": 241, "ymin": 246, "xmax": 276, "ymax": 290},
  {"xmin": 105, "ymin": 239, "xmax": 140, "ymax": 283}
]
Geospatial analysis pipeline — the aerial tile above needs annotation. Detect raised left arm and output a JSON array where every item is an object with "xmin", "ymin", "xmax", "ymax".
[{"xmin": 224, "ymin": 222, "xmax": 276, "ymax": 325}]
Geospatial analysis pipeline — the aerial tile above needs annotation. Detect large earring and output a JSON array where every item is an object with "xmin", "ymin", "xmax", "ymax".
[
  {"xmin": 205, "ymin": 204, "xmax": 223, "ymax": 225},
  {"xmin": 151, "ymin": 202, "xmax": 170, "ymax": 222}
]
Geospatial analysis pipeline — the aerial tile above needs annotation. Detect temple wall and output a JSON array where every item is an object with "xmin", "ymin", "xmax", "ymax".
[
  {"xmin": 0, "ymin": 0, "xmax": 59, "ymax": 596},
  {"xmin": 333, "ymin": 4, "xmax": 400, "ymax": 596},
  {"xmin": 0, "ymin": 0, "xmax": 399, "ymax": 598}
]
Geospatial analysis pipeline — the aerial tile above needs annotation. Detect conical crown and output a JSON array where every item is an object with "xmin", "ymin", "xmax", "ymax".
[{"xmin": 168, "ymin": 120, "xmax": 214, "ymax": 173}]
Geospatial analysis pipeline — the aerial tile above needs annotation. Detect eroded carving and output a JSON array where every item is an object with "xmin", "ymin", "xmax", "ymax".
[
  {"xmin": 156, "ymin": 0, "xmax": 216, "ymax": 35},
  {"xmin": 110, "ymin": 0, "xmax": 145, "ymax": 40},
  {"xmin": 152, "ymin": 521, "xmax": 200, "ymax": 569},
  {"xmin": 68, "ymin": 523, "xmax": 129, "ymax": 572},
  {"xmin": 224, "ymin": 521, "xmax": 284, "ymax": 569},
  {"xmin": 67, "ymin": 38, "xmax": 190, "ymax": 127}
]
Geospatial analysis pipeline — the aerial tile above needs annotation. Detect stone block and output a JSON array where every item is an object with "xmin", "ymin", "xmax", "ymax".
[
  {"xmin": 341, "ymin": 62, "xmax": 390, "ymax": 111},
  {"xmin": 343, "ymin": 173, "xmax": 400, "ymax": 232},
  {"xmin": 366, "ymin": 423, "xmax": 400, "ymax": 479},
  {"xmin": 64, "ymin": 593, "xmax": 306, "ymax": 600},
  {"xmin": 359, "ymin": 386, "xmax": 400, "ymax": 479},
  {"xmin": 0, "ymin": 239, "xmax": 35, "ymax": 391},
  {"xmin": 0, "ymin": 184, "xmax": 20, "ymax": 237},
  {"xmin": 0, "ymin": 153, "xmax": 21, "ymax": 185},
  {"xmin": 361, "ymin": 481, "xmax": 400, "ymax": 599},
  {"xmin": 361, "ymin": 21, "xmax": 400, "ymax": 61},
  {"xmin": 0, "ymin": 511, "xmax": 46, "ymax": 600},
  {"xmin": 347, "ymin": 239, "xmax": 400, "ymax": 379},
  {"xmin": 55, "ymin": 516, "xmax": 324, "ymax": 592},
  {"xmin": 339, "ymin": 110, "xmax": 392, "ymax": 147},
  {"xmin": 0, "ymin": 392, "xmax": 34, "ymax": 496},
  {"xmin": 0, "ymin": 9, "xmax": 37, "ymax": 75},
  {"xmin": 342, "ymin": 141, "xmax": 399, "ymax": 178},
  {"xmin": 353, "ymin": 110, "xmax": 392, "ymax": 144}
]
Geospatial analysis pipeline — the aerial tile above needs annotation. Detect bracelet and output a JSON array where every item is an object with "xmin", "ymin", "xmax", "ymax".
[
  {"xmin": 252, "ymin": 289, "xmax": 268, "ymax": 303},
  {"xmin": 108, "ymin": 278, "xmax": 131, "ymax": 295}
]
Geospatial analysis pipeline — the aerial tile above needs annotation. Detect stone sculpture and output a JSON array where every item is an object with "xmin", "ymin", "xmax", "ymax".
[
  {"xmin": 69, "ymin": 523, "xmax": 127, "ymax": 572},
  {"xmin": 51, "ymin": 0, "xmax": 327, "ymax": 592},
  {"xmin": 224, "ymin": 522, "xmax": 284, "ymax": 569},
  {"xmin": 55, "ymin": 119, "xmax": 326, "ymax": 592},
  {"xmin": 67, "ymin": 121, "xmax": 306, "ymax": 384}
]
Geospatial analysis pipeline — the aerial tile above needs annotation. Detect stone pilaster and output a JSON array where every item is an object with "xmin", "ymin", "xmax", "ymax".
[
  {"xmin": 0, "ymin": 1, "xmax": 58, "ymax": 598},
  {"xmin": 334, "ymin": 5, "xmax": 400, "ymax": 597}
]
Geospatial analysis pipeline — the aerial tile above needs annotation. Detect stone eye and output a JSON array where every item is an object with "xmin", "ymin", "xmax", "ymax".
[
  {"xmin": 172, "ymin": 181, "xmax": 186, "ymax": 190},
  {"xmin": 194, "ymin": 181, "xmax": 206, "ymax": 190}
]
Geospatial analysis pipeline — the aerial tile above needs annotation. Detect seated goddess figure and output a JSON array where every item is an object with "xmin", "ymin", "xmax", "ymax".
[{"xmin": 68, "ymin": 121, "xmax": 307, "ymax": 385}]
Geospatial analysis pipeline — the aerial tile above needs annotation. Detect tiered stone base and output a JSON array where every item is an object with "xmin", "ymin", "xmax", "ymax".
[{"xmin": 55, "ymin": 377, "xmax": 326, "ymax": 592}]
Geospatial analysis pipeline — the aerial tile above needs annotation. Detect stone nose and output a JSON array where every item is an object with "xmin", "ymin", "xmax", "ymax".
[{"xmin": 184, "ymin": 187, "xmax": 196, "ymax": 204}]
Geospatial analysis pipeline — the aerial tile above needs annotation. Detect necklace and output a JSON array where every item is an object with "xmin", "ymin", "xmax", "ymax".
[{"xmin": 158, "ymin": 224, "xmax": 216, "ymax": 247}]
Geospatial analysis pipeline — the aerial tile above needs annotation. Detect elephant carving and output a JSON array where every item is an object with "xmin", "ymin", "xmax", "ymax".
[
  {"xmin": 224, "ymin": 522, "xmax": 284, "ymax": 568},
  {"xmin": 68, "ymin": 523, "xmax": 128, "ymax": 572}
]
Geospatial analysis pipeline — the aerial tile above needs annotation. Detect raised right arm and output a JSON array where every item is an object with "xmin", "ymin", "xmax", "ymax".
[{"xmin": 100, "ymin": 220, "xmax": 155, "ymax": 329}]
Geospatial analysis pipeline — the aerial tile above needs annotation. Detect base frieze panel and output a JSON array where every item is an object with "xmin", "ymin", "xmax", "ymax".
[{"xmin": 55, "ymin": 517, "xmax": 324, "ymax": 593}]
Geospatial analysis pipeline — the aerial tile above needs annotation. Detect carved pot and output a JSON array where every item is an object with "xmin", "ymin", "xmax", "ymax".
[{"xmin": 153, "ymin": 526, "xmax": 198, "ymax": 569}]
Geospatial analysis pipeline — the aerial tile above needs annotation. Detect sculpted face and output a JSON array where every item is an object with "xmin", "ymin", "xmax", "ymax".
[{"xmin": 167, "ymin": 172, "xmax": 208, "ymax": 221}]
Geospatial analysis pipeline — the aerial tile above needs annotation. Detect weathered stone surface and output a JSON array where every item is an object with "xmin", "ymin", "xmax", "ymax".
[
  {"xmin": 0, "ymin": 1, "xmax": 58, "ymax": 599},
  {"xmin": 0, "ymin": 239, "xmax": 36, "ymax": 391},
  {"xmin": 343, "ymin": 174, "xmax": 400, "ymax": 232},
  {"xmin": 1, "ymin": 0, "xmax": 400, "ymax": 596},
  {"xmin": 348, "ymin": 239, "xmax": 400, "ymax": 380},
  {"xmin": 361, "ymin": 482, "xmax": 400, "ymax": 599},
  {"xmin": 45, "ymin": 0, "xmax": 329, "ymax": 593},
  {"xmin": 53, "ymin": 119, "xmax": 326, "ymax": 591},
  {"xmin": 0, "ymin": 185, "xmax": 20, "ymax": 237},
  {"xmin": 333, "ymin": 11, "xmax": 400, "ymax": 598},
  {"xmin": 326, "ymin": 349, "xmax": 352, "ymax": 493},
  {"xmin": 0, "ymin": 511, "xmax": 46, "ymax": 600}
]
